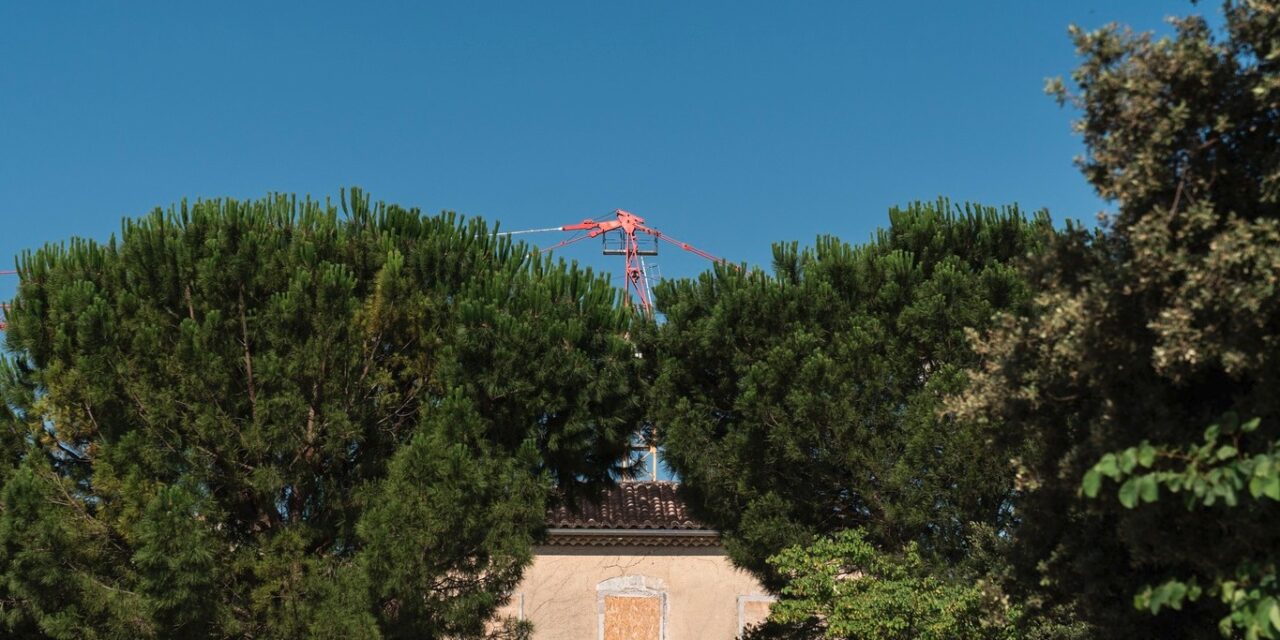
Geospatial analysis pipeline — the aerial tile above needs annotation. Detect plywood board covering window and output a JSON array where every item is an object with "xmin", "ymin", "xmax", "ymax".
[
  {"xmin": 603, "ymin": 595, "xmax": 661, "ymax": 640},
  {"xmin": 597, "ymin": 575, "xmax": 667, "ymax": 640}
]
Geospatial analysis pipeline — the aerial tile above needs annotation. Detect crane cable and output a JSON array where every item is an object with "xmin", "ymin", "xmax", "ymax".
[{"xmin": 495, "ymin": 226, "xmax": 566, "ymax": 236}]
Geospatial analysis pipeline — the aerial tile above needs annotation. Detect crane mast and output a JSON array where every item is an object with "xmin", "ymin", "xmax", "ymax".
[{"xmin": 504, "ymin": 209, "xmax": 731, "ymax": 316}]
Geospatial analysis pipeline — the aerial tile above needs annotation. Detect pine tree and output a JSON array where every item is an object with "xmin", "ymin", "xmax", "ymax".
[
  {"xmin": 640, "ymin": 200, "xmax": 1051, "ymax": 595},
  {"xmin": 0, "ymin": 190, "xmax": 641, "ymax": 638}
]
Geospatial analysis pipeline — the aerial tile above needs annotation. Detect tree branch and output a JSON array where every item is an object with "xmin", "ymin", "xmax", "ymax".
[{"xmin": 238, "ymin": 285, "xmax": 258, "ymax": 423}]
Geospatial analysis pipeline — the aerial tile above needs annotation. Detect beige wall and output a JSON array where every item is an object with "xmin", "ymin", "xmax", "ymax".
[{"xmin": 503, "ymin": 545, "xmax": 772, "ymax": 640}]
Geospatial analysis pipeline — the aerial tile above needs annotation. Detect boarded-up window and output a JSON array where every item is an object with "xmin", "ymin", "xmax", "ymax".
[{"xmin": 603, "ymin": 595, "xmax": 661, "ymax": 640}]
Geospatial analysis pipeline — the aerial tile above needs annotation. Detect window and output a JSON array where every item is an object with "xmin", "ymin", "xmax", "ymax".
[
  {"xmin": 617, "ymin": 430, "xmax": 679, "ymax": 482},
  {"xmin": 737, "ymin": 595, "xmax": 775, "ymax": 636},
  {"xmin": 597, "ymin": 576, "xmax": 666, "ymax": 640},
  {"xmin": 603, "ymin": 594, "xmax": 661, "ymax": 640}
]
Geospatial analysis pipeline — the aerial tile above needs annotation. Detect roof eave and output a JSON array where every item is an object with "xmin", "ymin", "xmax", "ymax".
[{"xmin": 546, "ymin": 528, "xmax": 719, "ymax": 538}]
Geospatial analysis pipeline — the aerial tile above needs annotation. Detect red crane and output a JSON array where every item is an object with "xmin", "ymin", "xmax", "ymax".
[{"xmin": 500, "ymin": 209, "xmax": 731, "ymax": 316}]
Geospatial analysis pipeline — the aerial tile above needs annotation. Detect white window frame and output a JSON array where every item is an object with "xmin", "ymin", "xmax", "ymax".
[{"xmin": 737, "ymin": 594, "xmax": 777, "ymax": 636}]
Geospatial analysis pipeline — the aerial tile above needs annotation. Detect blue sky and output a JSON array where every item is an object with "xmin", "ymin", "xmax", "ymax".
[{"xmin": 1, "ymin": 1, "xmax": 1202, "ymax": 304}]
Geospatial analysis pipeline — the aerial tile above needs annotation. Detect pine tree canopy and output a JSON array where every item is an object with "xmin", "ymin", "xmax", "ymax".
[
  {"xmin": 0, "ymin": 189, "xmax": 640, "ymax": 639},
  {"xmin": 639, "ymin": 200, "xmax": 1052, "ymax": 592}
]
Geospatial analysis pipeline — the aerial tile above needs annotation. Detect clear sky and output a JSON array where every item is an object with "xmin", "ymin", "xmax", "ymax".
[{"xmin": 1, "ymin": 1, "xmax": 1203, "ymax": 304}]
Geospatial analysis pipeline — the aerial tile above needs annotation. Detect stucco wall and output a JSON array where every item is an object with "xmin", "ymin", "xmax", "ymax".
[{"xmin": 502, "ymin": 545, "xmax": 771, "ymax": 640}]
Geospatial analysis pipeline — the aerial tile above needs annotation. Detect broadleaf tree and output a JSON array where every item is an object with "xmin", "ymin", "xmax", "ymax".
[
  {"xmin": 953, "ymin": 2, "xmax": 1280, "ymax": 637},
  {"xmin": 0, "ymin": 190, "xmax": 641, "ymax": 639},
  {"xmin": 1081, "ymin": 412, "xmax": 1280, "ymax": 638},
  {"xmin": 764, "ymin": 529, "xmax": 1016, "ymax": 640}
]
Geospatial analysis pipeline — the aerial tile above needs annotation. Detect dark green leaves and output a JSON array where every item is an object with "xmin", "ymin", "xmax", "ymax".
[{"xmin": 955, "ymin": 3, "xmax": 1280, "ymax": 636}]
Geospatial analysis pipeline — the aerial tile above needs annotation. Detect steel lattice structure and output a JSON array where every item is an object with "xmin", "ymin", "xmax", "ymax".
[{"xmin": 500, "ymin": 209, "xmax": 731, "ymax": 316}]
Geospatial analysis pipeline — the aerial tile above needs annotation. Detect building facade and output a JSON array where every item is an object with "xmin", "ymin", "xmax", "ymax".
[{"xmin": 502, "ymin": 482, "xmax": 772, "ymax": 640}]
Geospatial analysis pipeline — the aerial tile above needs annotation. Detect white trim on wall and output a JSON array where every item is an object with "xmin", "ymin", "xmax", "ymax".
[{"xmin": 737, "ymin": 594, "xmax": 776, "ymax": 636}]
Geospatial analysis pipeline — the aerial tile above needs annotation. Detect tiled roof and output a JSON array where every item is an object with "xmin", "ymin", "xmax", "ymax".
[{"xmin": 548, "ymin": 481, "xmax": 711, "ymax": 531}]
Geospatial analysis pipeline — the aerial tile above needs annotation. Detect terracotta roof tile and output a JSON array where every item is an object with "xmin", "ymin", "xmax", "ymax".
[{"xmin": 548, "ymin": 481, "xmax": 710, "ymax": 530}]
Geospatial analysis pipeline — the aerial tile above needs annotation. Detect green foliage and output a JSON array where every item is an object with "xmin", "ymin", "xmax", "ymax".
[
  {"xmin": 0, "ymin": 190, "xmax": 640, "ymax": 637},
  {"xmin": 1082, "ymin": 412, "xmax": 1280, "ymax": 639},
  {"xmin": 132, "ymin": 483, "xmax": 220, "ymax": 634},
  {"xmin": 763, "ymin": 529, "xmax": 1015, "ymax": 640},
  {"xmin": 1082, "ymin": 413, "xmax": 1276, "ymax": 509},
  {"xmin": 358, "ymin": 391, "xmax": 547, "ymax": 638},
  {"xmin": 1045, "ymin": 2, "xmax": 1280, "ymax": 231},
  {"xmin": 954, "ymin": 2, "xmax": 1280, "ymax": 637},
  {"xmin": 642, "ymin": 199, "xmax": 1051, "ymax": 591},
  {"xmin": 0, "ymin": 457, "xmax": 140, "ymax": 638}
]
